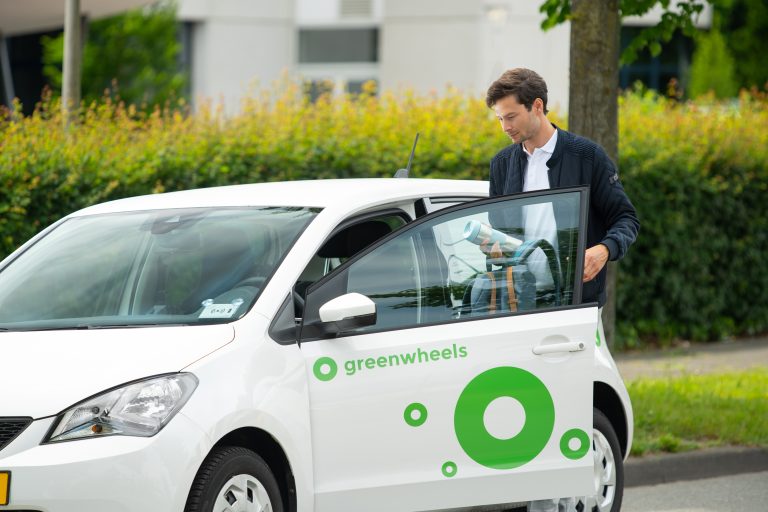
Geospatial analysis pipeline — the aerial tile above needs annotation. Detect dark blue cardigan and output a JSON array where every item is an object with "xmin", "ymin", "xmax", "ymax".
[{"xmin": 488, "ymin": 127, "xmax": 640, "ymax": 307}]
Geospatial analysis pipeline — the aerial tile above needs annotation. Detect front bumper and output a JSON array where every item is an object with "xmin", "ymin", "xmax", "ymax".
[{"xmin": 0, "ymin": 413, "xmax": 210, "ymax": 512}]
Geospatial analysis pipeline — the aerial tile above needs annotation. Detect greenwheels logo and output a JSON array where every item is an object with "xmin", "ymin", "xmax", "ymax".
[
  {"xmin": 454, "ymin": 367, "xmax": 555, "ymax": 469},
  {"xmin": 312, "ymin": 357, "xmax": 338, "ymax": 382},
  {"xmin": 405, "ymin": 366, "xmax": 589, "ymax": 477}
]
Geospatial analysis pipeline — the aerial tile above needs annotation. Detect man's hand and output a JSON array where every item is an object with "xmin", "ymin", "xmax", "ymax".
[
  {"xmin": 583, "ymin": 244, "xmax": 609, "ymax": 282},
  {"xmin": 479, "ymin": 240, "xmax": 503, "ymax": 260}
]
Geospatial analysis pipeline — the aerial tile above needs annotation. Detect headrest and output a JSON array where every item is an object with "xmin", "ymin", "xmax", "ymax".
[{"xmin": 317, "ymin": 220, "xmax": 392, "ymax": 259}]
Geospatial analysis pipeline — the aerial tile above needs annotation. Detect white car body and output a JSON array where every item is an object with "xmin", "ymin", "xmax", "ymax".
[{"xmin": 0, "ymin": 179, "xmax": 632, "ymax": 512}]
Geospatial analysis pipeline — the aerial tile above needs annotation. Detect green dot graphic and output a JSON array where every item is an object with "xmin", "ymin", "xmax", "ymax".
[
  {"xmin": 441, "ymin": 461, "xmax": 457, "ymax": 478},
  {"xmin": 596, "ymin": 329, "xmax": 602, "ymax": 347},
  {"xmin": 560, "ymin": 429, "xmax": 590, "ymax": 460},
  {"xmin": 313, "ymin": 357, "xmax": 338, "ymax": 382},
  {"xmin": 404, "ymin": 402, "xmax": 428, "ymax": 427},
  {"xmin": 454, "ymin": 366, "xmax": 555, "ymax": 470}
]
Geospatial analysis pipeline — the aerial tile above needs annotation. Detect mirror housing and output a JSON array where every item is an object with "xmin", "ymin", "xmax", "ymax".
[{"xmin": 316, "ymin": 293, "xmax": 376, "ymax": 335}]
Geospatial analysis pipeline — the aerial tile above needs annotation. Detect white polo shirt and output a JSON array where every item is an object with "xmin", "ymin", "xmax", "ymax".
[
  {"xmin": 522, "ymin": 128, "xmax": 557, "ymax": 193},
  {"xmin": 521, "ymin": 129, "xmax": 558, "ymax": 289}
]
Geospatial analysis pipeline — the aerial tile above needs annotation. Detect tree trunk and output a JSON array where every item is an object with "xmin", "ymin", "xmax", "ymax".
[{"xmin": 568, "ymin": 0, "xmax": 620, "ymax": 346}]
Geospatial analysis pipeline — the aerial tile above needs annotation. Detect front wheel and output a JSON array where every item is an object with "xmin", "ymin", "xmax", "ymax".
[
  {"xmin": 185, "ymin": 446, "xmax": 284, "ymax": 512},
  {"xmin": 578, "ymin": 408, "xmax": 624, "ymax": 512}
]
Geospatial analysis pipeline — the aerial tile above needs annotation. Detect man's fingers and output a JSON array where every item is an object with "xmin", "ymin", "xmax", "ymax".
[
  {"xmin": 490, "ymin": 241, "xmax": 502, "ymax": 259},
  {"xmin": 583, "ymin": 255, "xmax": 596, "ymax": 282}
]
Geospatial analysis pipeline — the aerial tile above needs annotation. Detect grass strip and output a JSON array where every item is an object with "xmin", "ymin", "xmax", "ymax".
[{"xmin": 627, "ymin": 369, "xmax": 768, "ymax": 456}]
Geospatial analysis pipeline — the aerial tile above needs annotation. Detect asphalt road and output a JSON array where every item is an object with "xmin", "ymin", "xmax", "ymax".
[{"xmin": 622, "ymin": 471, "xmax": 768, "ymax": 512}]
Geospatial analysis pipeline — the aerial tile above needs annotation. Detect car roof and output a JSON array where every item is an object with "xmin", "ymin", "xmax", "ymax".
[{"xmin": 73, "ymin": 178, "xmax": 489, "ymax": 217}]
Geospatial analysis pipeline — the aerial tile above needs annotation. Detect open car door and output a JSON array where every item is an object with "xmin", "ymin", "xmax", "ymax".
[{"xmin": 300, "ymin": 187, "xmax": 598, "ymax": 511}]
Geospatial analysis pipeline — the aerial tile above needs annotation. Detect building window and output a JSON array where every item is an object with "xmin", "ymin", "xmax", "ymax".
[
  {"xmin": 298, "ymin": 28, "xmax": 379, "ymax": 64},
  {"xmin": 303, "ymin": 79, "xmax": 334, "ymax": 102},
  {"xmin": 346, "ymin": 79, "xmax": 376, "ymax": 95}
]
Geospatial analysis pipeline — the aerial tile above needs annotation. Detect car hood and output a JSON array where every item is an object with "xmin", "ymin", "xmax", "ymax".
[{"xmin": 0, "ymin": 324, "xmax": 235, "ymax": 418}]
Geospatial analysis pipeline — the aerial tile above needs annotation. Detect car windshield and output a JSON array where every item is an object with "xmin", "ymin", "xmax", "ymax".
[{"xmin": 0, "ymin": 206, "xmax": 319, "ymax": 331}]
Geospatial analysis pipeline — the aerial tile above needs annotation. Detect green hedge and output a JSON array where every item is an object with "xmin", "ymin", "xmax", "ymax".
[
  {"xmin": 617, "ymin": 91, "xmax": 768, "ymax": 343},
  {"xmin": 1, "ymin": 86, "xmax": 766, "ymax": 344}
]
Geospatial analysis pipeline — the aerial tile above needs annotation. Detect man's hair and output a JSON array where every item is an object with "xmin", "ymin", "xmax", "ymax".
[{"xmin": 485, "ymin": 68, "xmax": 549, "ymax": 114}]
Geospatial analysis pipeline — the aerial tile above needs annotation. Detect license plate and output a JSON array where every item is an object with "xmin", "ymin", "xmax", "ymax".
[{"xmin": 0, "ymin": 471, "xmax": 9, "ymax": 506}]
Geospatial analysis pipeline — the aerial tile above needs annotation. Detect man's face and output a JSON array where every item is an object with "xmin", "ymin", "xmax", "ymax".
[{"xmin": 493, "ymin": 95, "xmax": 540, "ymax": 144}]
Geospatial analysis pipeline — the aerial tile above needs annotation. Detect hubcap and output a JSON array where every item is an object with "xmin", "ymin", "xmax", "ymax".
[
  {"xmin": 578, "ymin": 428, "xmax": 617, "ymax": 512},
  {"xmin": 213, "ymin": 474, "xmax": 273, "ymax": 512}
]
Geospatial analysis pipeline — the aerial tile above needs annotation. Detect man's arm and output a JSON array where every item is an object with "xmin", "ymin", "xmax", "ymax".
[{"xmin": 590, "ymin": 146, "xmax": 640, "ymax": 262}]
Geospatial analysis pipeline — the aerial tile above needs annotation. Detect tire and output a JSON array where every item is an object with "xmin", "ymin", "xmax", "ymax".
[
  {"xmin": 578, "ymin": 408, "xmax": 624, "ymax": 512},
  {"xmin": 185, "ymin": 446, "xmax": 284, "ymax": 512}
]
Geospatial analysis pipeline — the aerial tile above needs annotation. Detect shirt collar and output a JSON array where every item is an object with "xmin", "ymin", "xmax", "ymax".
[{"xmin": 523, "ymin": 128, "xmax": 558, "ymax": 157}]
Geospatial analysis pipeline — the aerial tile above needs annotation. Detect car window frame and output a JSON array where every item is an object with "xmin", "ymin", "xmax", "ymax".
[
  {"xmin": 297, "ymin": 186, "xmax": 591, "ymax": 343},
  {"xmin": 268, "ymin": 207, "xmax": 413, "ymax": 345}
]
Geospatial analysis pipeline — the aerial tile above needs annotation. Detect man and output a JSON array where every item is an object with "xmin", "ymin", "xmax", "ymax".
[
  {"xmin": 486, "ymin": 67, "xmax": 638, "ymax": 312},
  {"xmin": 485, "ymin": 68, "xmax": 639, "ymax": 512}
]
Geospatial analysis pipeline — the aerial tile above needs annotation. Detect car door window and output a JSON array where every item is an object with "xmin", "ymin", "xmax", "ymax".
[
  {"xmin": 302, "ymin": 188, "xmax": 587, "ymax": 338},
  {"xmin": 294, "ymin": 212, "xmax": 410, "ymax": 301}
]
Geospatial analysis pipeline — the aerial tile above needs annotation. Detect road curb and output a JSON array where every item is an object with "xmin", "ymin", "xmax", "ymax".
[{"xmin": 625, "ymin": 446, "xmax": 768, "ymax": 487}]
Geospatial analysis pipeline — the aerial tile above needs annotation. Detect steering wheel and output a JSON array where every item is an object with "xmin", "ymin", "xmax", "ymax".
[{"xmin": 512, "ymin": 239, "xmax": 562, "ymax": 306}]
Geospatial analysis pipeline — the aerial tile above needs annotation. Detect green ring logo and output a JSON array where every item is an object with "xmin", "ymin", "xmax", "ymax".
[
  {"xmin": 313, "ymin": 357, "xmax": 338, "ymax": 382},
  {"xmin": 560, "ymin": 428, "xmax": 590, "ymax": 459},
  {"xmin": 441, "ymin": 461, "xmax": 457, "ymax": 478},
  {"xmin": 404, "ymin": 402, "xmax": 428, "ymax": 427},
  {"xmin": 454, "ymin": 367, "xmax": 555, "ymax": 470}
]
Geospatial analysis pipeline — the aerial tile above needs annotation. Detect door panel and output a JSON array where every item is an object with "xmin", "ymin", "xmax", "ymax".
[{"xmin": 304, "ymin": 307, "xmax": 596, "ymax": 511}]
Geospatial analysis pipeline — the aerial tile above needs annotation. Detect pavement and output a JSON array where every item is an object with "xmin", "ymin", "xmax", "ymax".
[
  {"xmin": 615, "ymin": 336, "xmax": 768, "ymax": 381},
  {"xmin": 613, "ymin": 336, "xmax": 768, "ymax": 487}
]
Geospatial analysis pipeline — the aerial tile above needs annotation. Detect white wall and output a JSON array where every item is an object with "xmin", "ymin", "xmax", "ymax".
[
  {"xmin": 179, "ymin": 0, "xmax": 295, "ymax": 113},
  {"xmin": 380, "ymin": 0, "xmax": 570, "ymax": 113},
  {"xmin": 479, "ymin": 1, "xmax": 570, "ymax": 114},
  {"xmin": 380, "ymin": 0, "xmax": 483, "ymax": 94},
  {"xmin": 179, "ymin": 0, "xmax": 577, "ymax": 113},
  {"xmin": 296, "ymin": 0, "xmax": 383, "ymax": 24}
]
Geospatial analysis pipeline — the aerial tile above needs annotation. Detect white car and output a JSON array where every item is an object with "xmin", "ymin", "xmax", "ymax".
[{"xmin": 0, "ymin": 178, "xmax": 632, "ymax": 512}]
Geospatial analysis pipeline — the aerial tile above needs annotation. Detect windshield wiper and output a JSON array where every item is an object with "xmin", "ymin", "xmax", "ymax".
[
  {"xmin": 81, "ymin": 323, "xmax": 191, "ymax": 329},
  {"xmin": 2, "ymin": 323, "xmax": 191, "ymax": 332}
]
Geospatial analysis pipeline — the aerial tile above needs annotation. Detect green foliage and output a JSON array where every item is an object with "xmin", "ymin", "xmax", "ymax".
[
  {"xmin": 628, "ymin": 370, "xmax": 768, "ymax": 455},
  {"xmin": 617, "ymin": 88, "xmax": 768, "ymax": 342},
  {"xmin": 619, "ymin": 0, "xmax": 706, "ymax": 64},
  {"xmin": 716, "ymin": 0, "xmax": 768, "ymax": 89},
  {"xmin": 41, "ymin": 2, "xmax": 185, "ymax": 107},
  {"xmin": 539, "ymin": 0, "xmax": 708, "ymax": 64},
  {"xmin": 0, "ymin": 86, "xmax": 767, "ymax": 345},
  {"xmin": 687, "ymin": 29, "xmax": 738, "ymax": 98}
]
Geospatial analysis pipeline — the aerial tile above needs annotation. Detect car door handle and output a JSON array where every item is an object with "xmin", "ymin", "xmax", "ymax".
[{"xmin": 532, "ymin": 341, "xmax": 585, "ymax": 355}]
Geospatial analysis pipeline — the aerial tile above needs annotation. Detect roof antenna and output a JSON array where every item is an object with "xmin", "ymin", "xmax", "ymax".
[{"xmin": 394, "ymin": 132, "xmax": 420, "ymax": 178}]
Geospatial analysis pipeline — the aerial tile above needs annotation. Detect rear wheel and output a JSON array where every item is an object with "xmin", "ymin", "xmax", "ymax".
[
  {"xmin": 578, "ymin": 408, "xmax": 624, "ymax": 512},
  {"xmin": 185, "ymin": 446, "xmax": 283, "ymax": 512}
]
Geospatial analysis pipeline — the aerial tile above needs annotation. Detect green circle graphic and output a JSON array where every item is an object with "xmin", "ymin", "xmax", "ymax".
[
  {"xmin": 454, "ymin": 366, "xmax": 555, "ymax": 470},
  {"xmin": 560, "ymin": 429, "xmax": 590, "ymax": 459},
  {"xmin": 441, "ymin": 461, "xmax": 457, "ymax": 478},
  {"xmin": 313, "ymin": 357, "xmax": 338, "ymax": 382},
  {"xmin": 404, "ymin": 402, "xmax": 428, "ymax": 427}
]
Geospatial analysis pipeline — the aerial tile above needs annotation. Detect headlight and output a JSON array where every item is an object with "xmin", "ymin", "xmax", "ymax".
[{"xmin": 44, "ymin": 373, "xmax": 198, "ymax": 443}]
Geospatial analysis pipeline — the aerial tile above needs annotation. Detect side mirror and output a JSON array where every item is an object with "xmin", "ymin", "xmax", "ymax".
[{"xmin": 317, "ymin": 293, "xmax": 377, "ymax": 335}]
